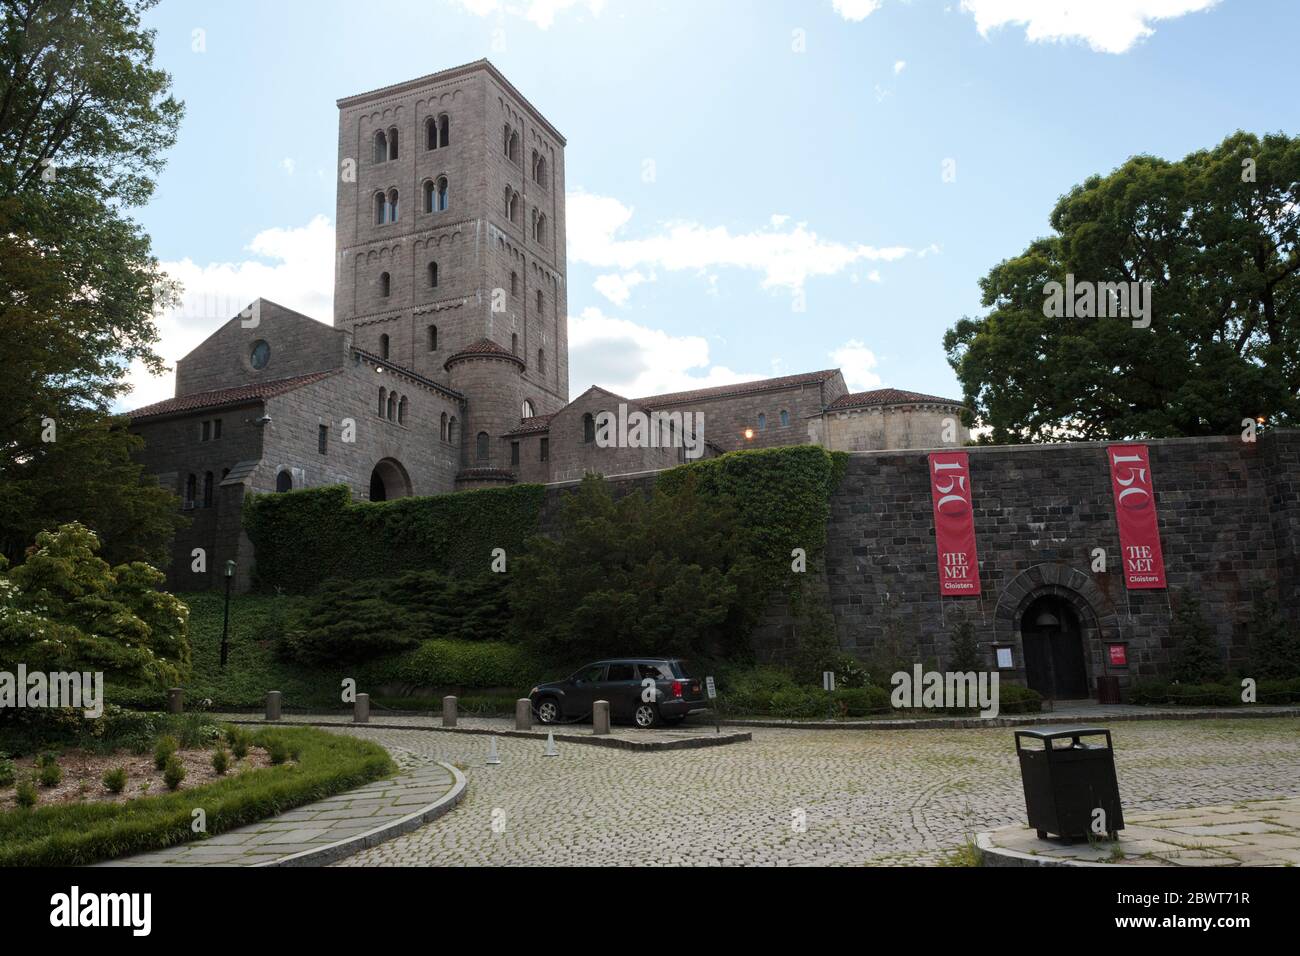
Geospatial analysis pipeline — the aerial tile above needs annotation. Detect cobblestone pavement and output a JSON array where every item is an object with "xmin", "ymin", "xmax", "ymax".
[
  {"xmin": 326, "ymin": 717, "xmax": 1300, "ymax": 866},
  {"xmin": 985, "ymin": 796, "xmax": 1300, "ymax": 866}
]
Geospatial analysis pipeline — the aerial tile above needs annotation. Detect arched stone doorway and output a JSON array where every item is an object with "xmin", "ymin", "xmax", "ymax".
[
  {"xmin": 1021, "ymin": 595, "xmax": 1089, "ymax": 699},
  {"xmin": 368, "ymin": 458, "xmax": 412, "ymax": 502}
]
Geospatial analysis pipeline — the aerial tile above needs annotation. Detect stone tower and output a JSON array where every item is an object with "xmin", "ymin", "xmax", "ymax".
[{"xmin": 334, "ymin": 60, "xmax": 568, "ymax": 481}]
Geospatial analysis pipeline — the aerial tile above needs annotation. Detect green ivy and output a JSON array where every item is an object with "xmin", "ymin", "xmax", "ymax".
[{"xmin": 243, "ymin": 483, "xmax": 546, "ymax": 593}]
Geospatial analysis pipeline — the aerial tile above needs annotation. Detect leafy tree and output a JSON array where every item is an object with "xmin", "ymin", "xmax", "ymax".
[
  {"xmin": 0, "ymin": 0, "xmax": 185, "ymax": 564},
  {"xmin": 946, "ymin": 618, "xmax": 981, "ymax": 672},
  {"xmin": 1168, "ymin": 593, "xmax": 1224, "ymax": 684},
  {"xmin": 945, "ymin": 131, "xmax": 1300, "ymax": 443},
  {"xmin": 0, "ymin": 522, "xmax": 190, "ymax": 686},
  {"xmin": 1248, "ymin": 592, "xmax": 1300, "ymax": 679},
  {"xmin": 509, "ymin": 474, "xmax": 761, "ymax": 661}
]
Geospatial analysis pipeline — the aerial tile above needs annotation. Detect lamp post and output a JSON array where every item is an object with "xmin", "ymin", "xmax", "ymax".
[{"xmin": 220, "ymin": 559, "xmax": 235, "ymax": 668}]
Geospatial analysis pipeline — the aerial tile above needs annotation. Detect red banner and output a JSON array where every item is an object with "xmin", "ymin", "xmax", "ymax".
[
  {"xmin": 1107, "ymin": 443, "xmax": 1167, "ymax": 589},
  {"xmin": 928, "ymin": 452, "xmax": 981, "ymax": 596}
]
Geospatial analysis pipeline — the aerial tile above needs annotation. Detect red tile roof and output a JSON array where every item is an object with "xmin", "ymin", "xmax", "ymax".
[
  {"xmin": 444, "ymin": 337, "xmax": 525, "ymax": 370},
  {"xmin": 828, "ymin": 387, "xmax": 965, "ymax": 410},
  {"xmin": 127, "ymin": 371, "xmax": 340, "ymax": 421},
  {"xmin": 635, "ymin": 369, "xmax": 841, "ymax": 407},
  {"xmin": 504, "ymin": 414, "xmax": 555, "ymax": 436}
]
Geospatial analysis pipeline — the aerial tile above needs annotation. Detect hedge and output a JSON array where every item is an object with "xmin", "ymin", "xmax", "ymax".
[
  {"xmin": 1130, "ymin": 677, "xmax": 1300, "ymax": 707},
  {"xmin": 362, "ymin": 639, "xmax": 541, "ymax": 691},
  {"xmin": 243, "ymin": 483, "xmax": 546, "ymax": 593}
]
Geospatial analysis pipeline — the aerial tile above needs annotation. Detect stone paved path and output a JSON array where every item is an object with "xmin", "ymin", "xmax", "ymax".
[
  {"xmin": 98, "ymin": 751, "xmax": 459, "ymax": 867},
  {"xmin": 317, "ymin": 717, "xmax": 1300, "ymax": 866},
  {"xmin": 983, "ymin": 796, "xmax": 1300, "ymax": 866}
]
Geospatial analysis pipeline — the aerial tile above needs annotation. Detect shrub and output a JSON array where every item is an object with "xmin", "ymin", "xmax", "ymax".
[
  {"xmin": 266, "ymin": 739, "xmax": 289, "ymax": 765},
  {"xmin": 229, "ymin": 730, "xmax": 250, "ymax": 760},
  {"xmin": 1169, "ymin": 593, "xmax": 1225, "ymax": 684},
  {"xmin": 767, "ymin": 686, "xmax": 825, "ymax": 718},
  {"xmin": 946, "ymin": 619, "xmax": 981, "ymax": 673},
  {"xmin": 365, "ymin": 639, "xmax": 540, "ymax": 690},
  {"xmin": 102, "ymin": 767, "xmax": 127, "ymax": 794},
  {"xmin": 153, "ymin": 735, "xmax": 178, "ymax": 770},
  {"xmin": 1130, "ymin": 680, "xmax": 1238, "ymax": 707},
  {"xmin": 1259, "ymin": 677, "xmax": 1300, "ymax": 704},
  {"xmin": 211, "ymin": 748, "xmax": 229, "ymax": 775},
  {"xmin": 162, "ymin": 755, "xmax": 185, "ymax": 790},
  {"xmin": 16, "ymin": 778, "xmax": 37, "ymax": 808},
  {"xmin": 0, "ymin": 753, "xmax": 15, "ymax": 788},
  {"xmin": 832, "ymin": 685, "xmax": 890, "ymax": 716},
  {"xmin": 997, "ymin": 684, "xmax": 1043, "ymax": 714},
  {"xmin": 1248, "ymin": 593, "xmax": 1300, "ymax": 679},
  {"xmin": 36, "ymin": 755, "xmax": 62, "ymax": 788},
  {"xmin": 831, "ymin": 654, "xmax": 872, "ymax": 689}
]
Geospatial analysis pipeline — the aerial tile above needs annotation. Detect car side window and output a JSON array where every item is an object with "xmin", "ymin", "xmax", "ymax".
[
  {"xmin": 577, "ymin": 665, "xmax": 604, "ymax": 683},
  {"xmin": 606, "ymin": 663, "xmax": 636, "ymax": 681},
  {"xmin": 637, "ymin": 664, "xmax": 666, "ymax": 680}
]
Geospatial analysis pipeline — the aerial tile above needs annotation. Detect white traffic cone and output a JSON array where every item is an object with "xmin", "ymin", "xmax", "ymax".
[
  {"xmin": 486, "ymin": 735, "xmax": 501, "ymax": 765},
  {"xmin": 543, "ymin": 730, "xmax": 558, "ymax": 757}
]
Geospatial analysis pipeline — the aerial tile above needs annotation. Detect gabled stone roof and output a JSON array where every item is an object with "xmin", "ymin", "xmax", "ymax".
[
  {"xmin": 827, "ymin": 388, "xmax": 965, "ymax": 410},
  {"xmin": 128, "ymin": 371, "xmax": 340, "ymax": 421},
  {"xmin": 635, "ymin": 369, "xmax": 841, "ymax": 407}
]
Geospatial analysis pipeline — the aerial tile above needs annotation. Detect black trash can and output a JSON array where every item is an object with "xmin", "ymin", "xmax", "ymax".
[{"xmin": 1014, "ymin": 726, "xmax": 1124, "ymax": 841}]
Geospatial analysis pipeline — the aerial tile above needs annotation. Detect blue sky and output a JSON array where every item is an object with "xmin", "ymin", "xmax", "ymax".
[{"xmin": 123, "ymin": 0, "xmax": 1300, "ymax": 410}]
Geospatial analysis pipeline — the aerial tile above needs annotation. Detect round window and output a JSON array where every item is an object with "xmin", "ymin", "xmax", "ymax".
[{"xmin": 250, "ymin": 340, "xmax": 270, "ymax": 370}]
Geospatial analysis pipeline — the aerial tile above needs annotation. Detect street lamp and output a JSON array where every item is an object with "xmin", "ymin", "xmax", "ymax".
[{"xmin": 220, "ymin": 559, "xmax": 235, "ymax": 668}]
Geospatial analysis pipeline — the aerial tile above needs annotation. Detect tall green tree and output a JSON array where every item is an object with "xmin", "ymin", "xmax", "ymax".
[
  {"xmin": 0, "ymin": 0, "xmax": 184, "ymax": 565},
  {"xmin": 945, "ymin": 132, "xmax": 1300, "ymax": 443}
]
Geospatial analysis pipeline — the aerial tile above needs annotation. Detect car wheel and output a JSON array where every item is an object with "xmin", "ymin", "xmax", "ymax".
[
  {"xmin": 536, "ymin": 698, "xmax": 560, "ymax": 724},
  {"xmin": 633, "ymin": 702, "xmax": 659, "ymax": 728}
]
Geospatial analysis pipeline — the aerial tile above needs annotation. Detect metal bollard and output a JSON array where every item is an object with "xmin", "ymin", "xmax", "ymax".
[
  {"xmin": 168, "ymin": 688, "xmax": 184, "ymax": 714},
  {"xmin": 515, "ymin": 698, "xmax": 532, "ymax": 731},
  {"xmin": 593, "ymin": 699, "xmax": 611, "ymax": 735},
  {"xmin": 442, "ymin": 695, "xmax": 458, "ymax": 727},
  {"xmin": 354, "ymin": 692, "xmax": 370, "ymax": 723},
  {"xmin": 266, "ymin": 690, "xmax": 282, "ymax": 721}
]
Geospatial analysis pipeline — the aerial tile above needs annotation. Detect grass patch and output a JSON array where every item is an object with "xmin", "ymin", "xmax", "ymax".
[{"xmin": 0, "ymin": 725, "xmax": 394, "ymax": 867}]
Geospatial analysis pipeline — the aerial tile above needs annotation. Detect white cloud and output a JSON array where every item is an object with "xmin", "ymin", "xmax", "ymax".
[
  {"xmin": 120, "ymin": 216, "xmax": 335, "ymax": 411},
  {"xmin": 593, "ymin": 270, "xmax": 650, "ymax": 306},
  {"xmin": 832, "ymin": 0, "xmax": 884, "ymax": 21},
  {"xmin": 452, "ymin": 0, "xmax": 607, "ymax": 29},
  {"xmin": 959, "ymin": 0, "xmax": 1220, "ymax": 54},
  {"xmin": 893, "ymin": 59, "xmax": 907, "ymax": 74},
  {"xmin": 280, "ymin": 157, "xmax": 295, "ymax": 175},
  {"xmin": 568, "ymin": 307, "xmax": 765, "ymax": 400},
  {"xmin": 830, "ymin": 339, "xmax": 883, "ymax": 391},
  {"xmin": 568, "ymin": 190, "xmax": 914, "ymax": 295}
]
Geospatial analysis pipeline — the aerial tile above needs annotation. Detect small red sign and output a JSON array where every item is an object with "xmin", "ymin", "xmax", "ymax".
[{"xmin": 1108, "ymin": 644, "xmax": 1128, "ymax": 667}]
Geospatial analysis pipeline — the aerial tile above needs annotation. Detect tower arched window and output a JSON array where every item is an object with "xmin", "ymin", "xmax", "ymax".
[
  {"xmin": 276, "ymin": 470, "xmax": 293, "ymax": 493},
  {"xmin": 185, "ymin": 473, "xmax": 196, "ymax": 506},
  {"xmin": 387, "ymin": 189, "xmax": 399, "ymax": 222},
  {"xmin": 379, "ymin": 272, "xmax": 390, "ymax": 297},
  {"xmin": 536, "ymin": 290, "xmax": 543, "ymax": 313},
  {"xmin": 476, "ymin": 431, "xmax": 489, "ymax": 460},
  {"xmin": 440, "ymin": 412, "xmax": 448, "ymax": 441},
  {"xmin": 511, "ymin": 332, "xmax": 518, "ymax": 355},
  {"xmin": 203, "ymin": 471, "xmax": 213, "ymax": 508},
  {"xmin": 374, "ymin": 191, "xmax": 386, "ymax": 224},
  {"xmin": 510, "ymin": 271, "xmax": 518, "ymax": 296},
  {"xmin": 380, "ymin": 334, "xmax": 390, "ymax": 360},
  {"xmin": 398, "ymin": 396, "xmax": 408, "ymax": 425},
  {"xmin": 504, "ymin": 125, "xmax": 519, "ymax": 163},
  {"xmin": 427, "ymin": 324, "xmax": 438, "ymax": 351},
  {"xmin": 423, "ymin": 179, "xmax": 434, "ymax": 213},
  {"xmin": 373, "ymin": 130, "xmax": 387, "ymax": 164},
  {"xmin": 377, "ymin": 387, "xmax": 387, "ymax": 416},
  {"xmin": 448, "ymin": 416, "xmax": 458, "ymax": 445},
  {"xmin": 387, "ymin": 392, "xmax": 397, "ymax": 421},
  {"xmin": 758, "ymin": 413, "xmax": 767, "ymax": 431},
  {"xmin": 583, "ymin": 413, "xmax": 595, "ymax": 444},
  {"xmin": 534, "ymin": 213, "xmax": 547, "ymax": 245},
  {"xmin": 387, "ymin": 126, "xmax": 399, "ymax": 161},
  {"xmin": 438, "ymin": 113, "xmax": 449, "ymax": 148},
  {"xmin": 522, "ymin": 399, "xmax": 535, "ymax": 418},
  {"xmin": 780, "ymin": 409, "xmax": 790, "ymax": 427},
  {"xmin": 436, "ymin": 176, "xmax": 448, "ymax": 211},
  {"xmin": 504, "ymin": 187, "xmax": 518, "ymax": 224},
  {"xmin": 428, "ymin": 261, "xmax": 439, "ymax": 287},
  {"xmin": 537, "ymin": 348, "xmax": 545, "ymax": 373}
]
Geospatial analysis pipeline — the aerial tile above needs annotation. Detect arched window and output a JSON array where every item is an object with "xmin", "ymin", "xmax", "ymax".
[
  {"xmin": 780, "ymin": 409, "xmax": 790, "ymax": 427},
  {"xmin": 387, "ymin": 189, "xmax": 399, "ymax": 222},
  {"xmin": 423, "ymin": 179, "xmax": 434, "ymax": 213},
  {"xmin": 378, "ymin": 387, "xmax": 386, "ymax": 416},
  {"xmin": 427, "ymin": 324, "xmax": 438, "ymax": 351},
  {"xmin": 398, "ymin": 396, "xmax": 408, "ymax": 425},
  {"xmin": 438, "ymin": 113, "xmax": 449, "ymax": 148},
  {"xmin": 537, "ymin": 348, "xmax": 545, "ymax": 373},
  {"xmin": 387, "ymin": 392, "xmax": 397, "ymax": 421},
  {"xmin": 476, "ymin": 431, "xmax": 489, "ymax": 460},
  {"xmin": 448, "ymin": 416, "xmax": 458, "ymax": 445},
  {"xmin": 379, "ymin": 333, "xmax": 390, "ymax": 359},
  {"xmin": 510, "ymin": 271, "xmax": 518, "ymax": 296},
  {"xmin": 373, "ymin": 130, "xmax": 387, "ymax": 164},
  {"xmin": 387, "ymin": 126, "xmax": 399, "ymax": 161},
  {"xmin": 374, "ymin": 191, "xmax": 386, "ymax": 224},
  {"xmin": 583, "ymin": 413, "xmax": 595, "ymax": 443},
  {"xmin": 440, "ymin": 412, "xmax": 448, "ymax": 441},
  {"xmin": 276, "ymin": 470, "xmax": 293, "ymax": 493},
  {"xmin": 504, "ymin": 125, "xmax": 519, "ymax": 162},
  {"xmin": 185, "ymin": 473, "xmax": 196, "ymax": 505},
  {"xmin": 532, "ymin": 150, "xmax": 547, "ymax": 185},
  {"xmin": 522, "ymin": 399, "xmax": 535, "ymax": 418},
  {"xmin": 428, "ymin": 261, "xmax": 439, "ymax": 287},
  {"xmin": 758, "ymin": 413, "xmax": 767, "ymax": 431},
  {"xmin": 511, "ymin": 332, "xmax": 518, "ymax": 354},
  {"xmin": 536, "ymin": 289, "xmax": 543, "ymax": 312},
  {"xmin": 203, "ymin": 472, "xmax": 214, "ymax": 508},
  {"xmin": 436, "ymin": 176, "xmax": 448, "ymax": 211},
  {"xmin": 534, "ymin": 213, "xmax": 547, "ymax": 245},
  {"xmin": 379, "ymin": 272, "xmax": 391, "ymax": 297}
]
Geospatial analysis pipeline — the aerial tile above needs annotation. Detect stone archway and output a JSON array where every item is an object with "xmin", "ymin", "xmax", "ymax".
[
  {"xmin": 994, "ymin": 563, "xmax": 1120, "ymax": 700},
  {"xmin": 368, "ymin": 458, "xmax": 412, "ymax": 502}
]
